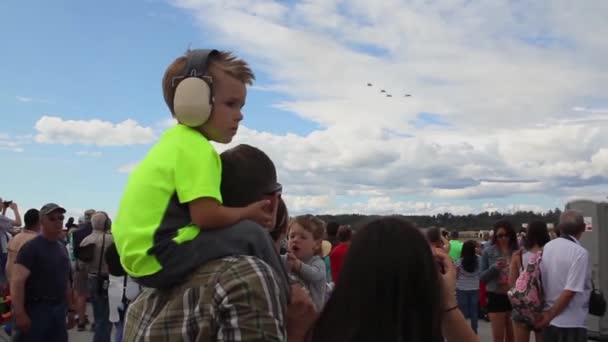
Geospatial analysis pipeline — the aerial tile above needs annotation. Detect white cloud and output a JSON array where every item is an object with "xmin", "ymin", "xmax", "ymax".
[
  {"xmin": 117, "ymin": 161, "xmax": 139, "ymax": 174},
  {"xmin": 0, "ymin": 133, "xmax": 27, "ymax": 152},
  {"xmin": 160, "ymin": 1, "xmax": 608, "ymax": 214},
  {"xmin": 34, "ymin": 116, "xmax": 156, "ymax": 146},
  {"xmin": 15, "ymin": 96, "xmax": 33, "ymax": 103},
  {"xmin": 75, "ymin": 151, "xmax": 102, "ymax": 157}
]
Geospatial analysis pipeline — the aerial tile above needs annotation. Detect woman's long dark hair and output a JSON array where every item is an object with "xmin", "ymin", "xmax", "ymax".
[
  {"xmin": 525, "ymin": 221, "xmax": 550, "ymax": 250},
  {"xmin": 311, "ymin": 217, "xmax": 444, "ymax": 342},
  {"xmin": 491, "ymin": 219, "xmax": 518, "ymax": 252},
  {"xmin": 461, "ymin": 240, "xmax": 479, "ymax": 273}
]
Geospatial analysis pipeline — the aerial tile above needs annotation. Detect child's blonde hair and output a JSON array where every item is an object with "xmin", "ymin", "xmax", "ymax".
[
  {"xmin": 289, "ymin": 215, "xmax": 326, "ymax": 255},
  {"xmin": 162, "ymin": 49, "xmax": 255, "ymax": 115}
]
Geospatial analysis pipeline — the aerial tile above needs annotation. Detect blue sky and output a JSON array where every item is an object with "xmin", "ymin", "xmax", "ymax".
[{"xmin": 1, "ymin": 1, "xmax": 607, "ymax": 220}]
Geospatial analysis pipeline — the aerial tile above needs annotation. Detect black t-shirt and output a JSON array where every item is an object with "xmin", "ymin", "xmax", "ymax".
[{"xmin": 16, "ymin": 235, "xmax": 70, "ymax": 301}]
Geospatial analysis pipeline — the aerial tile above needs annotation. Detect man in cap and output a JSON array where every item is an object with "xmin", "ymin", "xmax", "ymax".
[{"xmin": 11, "ymin": 203, "xmax": 75, "ymax": 342}]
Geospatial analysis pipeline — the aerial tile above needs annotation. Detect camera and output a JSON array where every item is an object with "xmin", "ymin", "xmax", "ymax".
[{"xmin": 2, "ymin": 201, "xmax": 12, "ymax": 209}]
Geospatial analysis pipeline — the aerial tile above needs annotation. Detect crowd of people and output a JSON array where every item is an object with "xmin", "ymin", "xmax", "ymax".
[
  {"xmin": 0, "ymin": 47, "xmax": 601, "ymax": 342},
  {"xmin": 427, "ymin": 214, "xmax": 598, "ymax": 342}
]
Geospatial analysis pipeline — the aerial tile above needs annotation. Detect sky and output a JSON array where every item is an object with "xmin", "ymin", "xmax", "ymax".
[{"xmin": 1, "ymin": 0, "xmax": 608, "ymax": 220}]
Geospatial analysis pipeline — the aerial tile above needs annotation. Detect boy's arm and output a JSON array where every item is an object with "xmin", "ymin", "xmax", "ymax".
[
  {"xmin": 295, "ymin": 257, "xmax": 326, "ymax": 283},
  {"xmin": 189, "ymin": 198, "xmax": 271, "ymax": 229}
]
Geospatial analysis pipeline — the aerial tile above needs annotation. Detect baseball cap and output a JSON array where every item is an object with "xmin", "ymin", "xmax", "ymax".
[
  {"xmin": 84, "ymin": 209, "xmax": 96, "ymax": 219},
  {"xmin": 40, "ymin": 203, "xmax": 66, "ymax": 216}
]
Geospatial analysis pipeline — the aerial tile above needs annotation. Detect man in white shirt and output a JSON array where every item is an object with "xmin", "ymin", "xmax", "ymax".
[{"xmin": 539, "ymin": 209, "xmax": 591, "ymax": 342}]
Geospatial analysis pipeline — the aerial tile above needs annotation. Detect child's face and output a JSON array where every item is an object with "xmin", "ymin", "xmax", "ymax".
[
  {"xmin": 199, "ymin": 69, "xmax": 246, "ymax": 143},
  {"xmin": 288, "ymin": 223, "xmax": 320, "ymax": 260}
]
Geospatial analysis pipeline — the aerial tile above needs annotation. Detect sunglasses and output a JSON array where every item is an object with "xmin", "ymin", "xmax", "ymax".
[
  {"xmin": 264, "ymin": 183, "xmax": 283, "ymax": 196},
  {"xmin": 47, "ymin": 215, "xmax": 65, "ymax": 222},
  {"xmin": 496, "ymin": 233, "xmax": 509, "ymax": 239}
]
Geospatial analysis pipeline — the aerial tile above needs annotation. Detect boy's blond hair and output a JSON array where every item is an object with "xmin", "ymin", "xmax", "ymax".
[{"xmin": 162, "ymin": 50, "xmax": 255, "ymax": 115}]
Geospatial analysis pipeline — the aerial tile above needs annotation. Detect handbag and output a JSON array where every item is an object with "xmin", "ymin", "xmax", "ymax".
[{"xmin": 589, "ymin": 278, "xmax": 606, "ymax": 317}]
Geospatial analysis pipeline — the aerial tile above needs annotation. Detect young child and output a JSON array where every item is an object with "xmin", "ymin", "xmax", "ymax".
[
  {"xmin": 285, "ymin": 215, "xmax": 327, "ymax": 311},
  {"xmin": 112, "ymin": 49, "xmax": 278, "ymax": 289}
]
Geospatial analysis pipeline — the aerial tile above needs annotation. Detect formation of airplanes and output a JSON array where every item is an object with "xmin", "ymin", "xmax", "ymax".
[{"xmin": 367, "ymin": 82, "xmax": 412, "ymax": 98}]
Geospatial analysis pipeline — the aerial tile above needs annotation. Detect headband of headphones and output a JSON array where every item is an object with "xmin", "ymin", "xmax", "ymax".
[{"xmin": 182, "ymin": 49, "xmax": 219, "ymax": 80}]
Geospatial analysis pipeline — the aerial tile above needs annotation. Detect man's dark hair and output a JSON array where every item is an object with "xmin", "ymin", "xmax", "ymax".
[
  {"xmin": 24, "ymin": 209, "xmax": 39, "ymax": 229},
  {"xmin": 426, "ymin": 227, "xmax": 442, "ymax": 244},
  {"xmin": 220, "ymin": 144, "xmax": 279, "ymax": 207},
  {"xmin": 326, "ymin": 221, "xmax": 339, "ymax": 237},
  {"xmin": 449, "ymin": 230, "xmax": 459, "ymax": 239},
  {"xmin": 337, "ymin": 226, "xmax": 352, "ymax": 242}
]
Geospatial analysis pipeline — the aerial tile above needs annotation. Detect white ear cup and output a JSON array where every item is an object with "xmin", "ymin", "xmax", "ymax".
[{"xmin": 173, "ymin": 77, "xmax": 212, "ymax": 127}]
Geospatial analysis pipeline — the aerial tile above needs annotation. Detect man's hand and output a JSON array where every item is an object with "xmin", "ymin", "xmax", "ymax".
[
  {"xmin": 243, "ymin": 200, "xmax": 273, "ymax": 228},
  {"xmin": 286, "ymin": 284, "xmax": 317, "ymax": 342},
  {"xmin": 535, "ymin": 310, "xmax": 553, "ymax": 330},
  {"xmin": 15, "ymin": 311, "xmax": 31, "ymax": 333},
  {"xmin": 8, "ymin": 202, "xmax": 18, "ymax": 211},
  {"xmin": 66, "ymin": 311, "xmax": 77, "ymax": 329}
]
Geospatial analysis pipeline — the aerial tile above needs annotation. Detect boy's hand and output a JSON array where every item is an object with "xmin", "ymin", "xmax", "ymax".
[
  {"xmin": 243, "ymin": 200, "xmax": 273, "ymax": 228},
  {"xmin": 286, "ymin": 252, "xmax": 302, "ymax": 272}
]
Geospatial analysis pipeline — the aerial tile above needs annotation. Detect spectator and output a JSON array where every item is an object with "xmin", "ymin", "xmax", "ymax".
[
  {"xmin": 481, "ymin": 220, "xmax": 518, "ymax": 342},
  {"xmin": 538, "ymin": 210, "xmax": 591, "ymax": 342},
  {"xmin": 80, "ymin": 212, "xmax": 114, "ymax": 342},
  {"xmin": 310, "ymin": 217, "xmax": 478, "ymax": 342},
  {"xmin": 426, "ymin": 227, "xmax": 451, "ymax": 253},
  {"xmin": 509, "ymin": 221, "xmax": 550, "ymax": 342},
  {"xmin": 70, "ymin": 208, "xmax": 96, "ymax": 331},
  {"xmin": 326, "ymin": 221, "xmax": 339, "ymax": 249},
  {"xmin": 329, "ymin": 225, "xmax": 352, "ymax": 283},
  {"xmin": 123, "ymin": 144, "xmax": 311, "ymax": 341},
  {"xmin": 11, "ymin": 203, "xmax": 75, "ymax": 342},
  {"xmin": 448, "ymin": 230, "xmax": 464, "ymax": 261},
  {"xmin": 284, "ymin": 215, "xmax": 327, "ymax": 311},
  {"xmin": 455, "ymin": 240, "xmax": 482, "ymax": 334},
  {"xmin": 6, "ymin": 209, "xmax": 40, "ymax": 282},
  {"xmin": 0, "ymin": 198, "xmax": 22, "ymax": 283}
]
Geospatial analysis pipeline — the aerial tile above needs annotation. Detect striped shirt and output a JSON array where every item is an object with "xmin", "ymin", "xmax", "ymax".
[
  {"xmin": 455, "ymin": 256, "xmax": 481, "ymax": 291},
  {"xmin": 123, "ymin": 255, "xmax": 287, "ymax": 342}
]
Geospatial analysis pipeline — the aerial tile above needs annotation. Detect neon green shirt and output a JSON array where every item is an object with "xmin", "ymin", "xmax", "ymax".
[
  {"xmin": 449, "ymin": 240, "xmax": 464, "ymax": 261},
  {"xmin": 112, "ymin": 124, "xmax": 222, "ymax": 277}
]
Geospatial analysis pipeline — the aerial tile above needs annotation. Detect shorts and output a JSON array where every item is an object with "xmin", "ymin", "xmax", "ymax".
[{"xmin": 486, "ymin": 292, "xmax": 512, "ymax": 313}]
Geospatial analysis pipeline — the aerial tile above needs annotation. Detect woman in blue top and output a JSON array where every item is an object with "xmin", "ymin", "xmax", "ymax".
[{"xmin": 481, "ymin": 220, "xmax": 518, "ymax": 342}]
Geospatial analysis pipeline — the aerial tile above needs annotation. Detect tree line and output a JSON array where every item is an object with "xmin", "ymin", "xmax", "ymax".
[{"xmin": 316, "ymin": 208, "xmax": 563, "ymax": 232}]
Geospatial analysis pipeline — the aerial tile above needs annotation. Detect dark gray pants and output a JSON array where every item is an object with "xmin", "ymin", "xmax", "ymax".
[
  {"xmin": 543, "ymin": 325, "xmax": 587, "ymax": 342},
  {"xmin": 136, "ymin": 220, "xmax": 290, "ymax": 304}
]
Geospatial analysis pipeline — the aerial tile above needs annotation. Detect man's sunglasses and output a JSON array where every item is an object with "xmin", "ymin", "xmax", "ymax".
[
  {"xmin": 496, "ymin": 234, "xmax": 509, "ymax": 239},
  {"xmin": 47, "ymin": 215, "xmax": 65, "ymax": 222}
]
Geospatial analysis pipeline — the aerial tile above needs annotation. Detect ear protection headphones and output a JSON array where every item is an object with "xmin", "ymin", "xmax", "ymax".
[
  {"xmin": 97, "ymin": 211, "xmax": 112, "ymax": 232},
  {"xmin": 172, "ymin": 49, "xmax": 219, "ymax": 127}
]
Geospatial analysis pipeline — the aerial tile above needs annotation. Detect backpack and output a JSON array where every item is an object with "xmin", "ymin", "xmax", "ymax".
[{"xmin": 507, "ymin": 251, "xmax": 544, "ymax": 325}]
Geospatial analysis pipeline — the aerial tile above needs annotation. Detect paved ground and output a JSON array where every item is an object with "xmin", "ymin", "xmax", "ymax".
[
  {"xmin": 0, "ymin": 313, "xmax": 599, "ymax": 341},
  {"xmin": 1, "ymin": 315, "xmax": 496, "ymax": 341}
]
